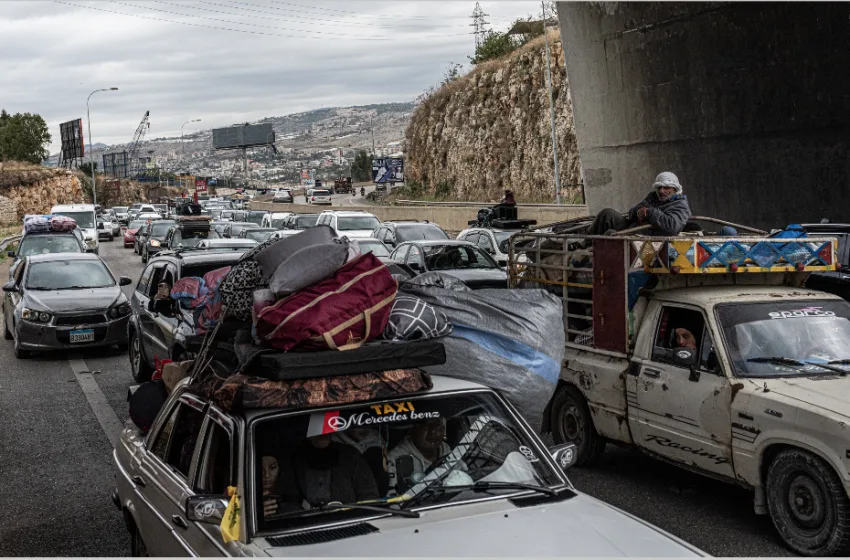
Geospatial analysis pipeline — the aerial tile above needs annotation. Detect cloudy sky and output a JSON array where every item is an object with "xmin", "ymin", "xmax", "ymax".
[{"xmin": 0, "ymin": 0, "xmax": 536, "ymax": 153}]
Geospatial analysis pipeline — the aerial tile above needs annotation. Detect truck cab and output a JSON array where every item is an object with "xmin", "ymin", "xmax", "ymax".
[{"xmin": 510, "ymin": 228, "xmax": 850, "ymax": 556}]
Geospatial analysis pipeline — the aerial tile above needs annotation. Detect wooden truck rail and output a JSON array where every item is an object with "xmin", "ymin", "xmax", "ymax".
[{"xmin": 508, "ymin": 232, "xmax": 841, "ymax": 355}]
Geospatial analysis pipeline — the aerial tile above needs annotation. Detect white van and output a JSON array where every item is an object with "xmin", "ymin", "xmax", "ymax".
[{"xmin": 51, "ymin": 203, "xmax": 99, "ymax": 254}]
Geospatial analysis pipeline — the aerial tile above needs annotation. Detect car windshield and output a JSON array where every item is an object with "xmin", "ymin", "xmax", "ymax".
[
  {"xmin": 26, "ymin": 259, "xmax": 114, "ymax": 290},
  {"xmin": 494, "ymin": 232, "xmax": 514, "ymax": 253},
  {"xmin": 338, "ymin": 216, "xmax": 380, "ymax": 231},
  {"xmin": 174, "ymin": 229, "xmax": 220, "ymax": 247},
  {"xmin": 248, "ymin": 212, "xmax": 267, "ymax": 225},
  {"xmin": 55, "ymin": 211, "xmax": 94, "ymax": 228},
  {"xmin": 295, "ymin": 215, "xmax": 319, "ymax": 229},
  {"xmin": 270, "ymin": 218, "xmax": 288, "ymax": 228},
  {"xmin": 150, "ymin": 222, "xmax": 176, "ymax": 237},
  {"xmin": 424, "ymin": 245, "xmax": 499, "ymax": 270},
  {"xmin": 221, "ymin": 211, "xmax": 233, "ymax": 219},
  {"xmin": 18, "ymin": 235, "xmax": 81, "ymax": 257},
  {"xmin": 716, "ymin": 300, "xmax": 850, "ymax": 377},
  {"xmin": 253, "ymin": 390, "xmax": 563, "ymax": 531},
  {"xmin": 210, "ymin": 222, "xmax": 228, "ymax": 234},
  {"xmin": 397, "ymin": 224, "xmax": 449, "ymax": 242},
  {"xmin": 358, "ymin": 240, "xmax": 391, "ymax": 257},
  {"xmin": 113, "ymin": 207, "xmax": 128, "ymax": 213},
  {"xmin": 128, "ymin": 221, "xmax": 145, "ymax": 230},
  {"xmin": 232, "ymin": 223, "xmax": 259, "ymax": 236},
  {"xmin": 245, "ymin": 230, "xmax": 273, "ymax": 242}
]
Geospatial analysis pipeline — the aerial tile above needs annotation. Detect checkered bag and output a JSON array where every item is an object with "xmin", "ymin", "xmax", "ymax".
[{"xmin": 383, "ymin": 294, "xmax": 452, "ymax": 342}]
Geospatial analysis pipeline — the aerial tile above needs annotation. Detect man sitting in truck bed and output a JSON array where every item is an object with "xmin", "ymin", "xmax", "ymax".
[{"xmin": 586, "ymin": 172, "xmax": 692, "ymax": 236}]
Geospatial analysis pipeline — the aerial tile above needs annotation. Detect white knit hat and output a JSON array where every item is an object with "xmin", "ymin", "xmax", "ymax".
[{"xmin": 653, "ymin": 172, "xmax": 683, "ymax": 193}]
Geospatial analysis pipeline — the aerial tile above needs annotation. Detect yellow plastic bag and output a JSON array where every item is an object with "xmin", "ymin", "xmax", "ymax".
[{"xmin": 221, "ymin": 486, "xmax": 241, "ymax": 543}]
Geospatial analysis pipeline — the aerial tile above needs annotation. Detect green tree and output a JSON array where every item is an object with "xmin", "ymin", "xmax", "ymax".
[
  {"xmin": 469, "ymin": 30, "xmax": 519, "ymax": 64},
  {"xmin": 351, "ymin": 150, "xmax": 373, "ymax": 182},
  {"xmin": 78, "ymin": 161, "xmax": 98, "ymax": 175},
  {"xmin": 0, "ymin": 110, "xmax": 52, "ymax": 164}
]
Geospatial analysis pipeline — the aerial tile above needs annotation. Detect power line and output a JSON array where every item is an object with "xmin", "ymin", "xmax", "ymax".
[
  {"xmin": 187, "ymin": 0, "xmax": 474, "ymax": 29},
  {"xmin": 107, "ymin": 0, "xmax": 390, "ymax": 39},
  {"xmin": 265, "ymin": 0, "xmax": 442, "ymax": 21},
  {"xmin": 51, "ymin": 1, "xmax": 371, "ymax": 40}
]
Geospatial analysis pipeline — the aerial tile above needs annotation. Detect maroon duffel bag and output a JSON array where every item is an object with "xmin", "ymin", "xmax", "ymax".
[{"xmin": 256, "ymin": 252, "xmax": 398, "ymax": 352}]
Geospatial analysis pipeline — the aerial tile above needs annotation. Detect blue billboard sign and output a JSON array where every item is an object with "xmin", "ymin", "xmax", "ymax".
[{"xmin": 371, "ymin": 158, "xmax": 404, "ymax": 184}]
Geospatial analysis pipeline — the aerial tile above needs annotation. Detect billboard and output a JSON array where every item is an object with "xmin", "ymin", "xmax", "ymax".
[
  {"xmin": 102, "ymin": 151, "xmax": 129, "ymax": 178},
  {"xmin": 58, "ymin": 119, "xmax": 85, "ymax": 161},
  {"xmin": 372, "ymin": 158, "xmax": 404, "ymax": 184},
  {"xmin": 212, "ymin": 123, "xmax": 275, "ymax": 150},
  {"xmin": 195, "ymin": 179, "xmax": 208, "ymax": 192}
]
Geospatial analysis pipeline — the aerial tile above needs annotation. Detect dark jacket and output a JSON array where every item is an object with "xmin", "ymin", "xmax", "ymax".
[
  {"xmin": 628, "ymin": 191, "xmax": 691, "ymax": 235},
  {"xmin": 278, "ymin": 441, "xmax": 379, "ymax": 509}
]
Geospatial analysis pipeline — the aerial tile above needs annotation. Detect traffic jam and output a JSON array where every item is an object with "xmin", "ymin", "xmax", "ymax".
[{"xmin": 4, "ymin": 190, "xmax": 850, "ymax": 557}]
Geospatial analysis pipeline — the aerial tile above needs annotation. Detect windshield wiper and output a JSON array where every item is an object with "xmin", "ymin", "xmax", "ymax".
[
  {"xmin": 747, "ymin": 356, "xmax": 848, "ymax": 376},
  {"xmin": 402, "ymin": 481, "xmax": 558, "ymax": 509},
  {"xmin": 268, "ymin": 501, "xmax": 419, "ymax": 522}
]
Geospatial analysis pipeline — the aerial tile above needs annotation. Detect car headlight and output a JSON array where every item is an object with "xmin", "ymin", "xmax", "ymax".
[
  {"xmin": 150, "ymin": 239, "xmax": 161, "ymax": 248},
  {"xmin": 22, "ymin": 308, "xmax": 51, "ymax": 323},
  {"xmin": 108, "ymin": 303, "xmax": 131, "ymax": 319}
]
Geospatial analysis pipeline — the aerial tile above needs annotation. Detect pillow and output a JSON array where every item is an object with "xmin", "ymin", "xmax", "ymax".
[
  {"xmin": 254, "ymin": 225, "xmax": 336, "ymax": 279},
  {"xmin": 269, "ymin": 242, "xmax": 349, "ymax": 297}
]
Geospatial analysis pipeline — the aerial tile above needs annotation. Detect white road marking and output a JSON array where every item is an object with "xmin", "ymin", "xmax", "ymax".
[{"xmin": 68, "ymin": 357, "xmax": 124, "ymax": 448}]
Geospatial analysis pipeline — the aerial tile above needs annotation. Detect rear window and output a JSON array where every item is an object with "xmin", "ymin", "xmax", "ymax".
[
  {"xmin": 296, "ymin": 215, "xmax": 319, "ymax": 229},
  {"xmin": 18, "ymin": 235, "xmax": 81, "ymax": 257},
  {"xmin": 338, "ymin": 216, "xmax": 380, "ymax": 231},
  {"xmin": 313, "ymin": 190, "xmax": 330, "ymax": 196},
  {"xmin": 397, "ymin": 224, "xmax": 449, "ymax": 242}
]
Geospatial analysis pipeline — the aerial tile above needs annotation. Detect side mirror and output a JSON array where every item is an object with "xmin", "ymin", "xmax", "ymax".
[
  {"xmin": 549, "ymin": 443, "xmax": 577, "ymax": 471},
  {"xmin": 98, "ymin": 223, "xmax": 105, "ymax": 229},
  {"xmin": 672, "ymin": 347, "xmax": 698, "ymax": 367},
  {"xmin": 2, "ymin": 280, "xmax": 18, "ymax": 292},
  {"xmin": 7, "ymin": 251, "xmax": 14, "ymax": 258},
  {"xmin": 186, "ymin": 496, "xmax": 229, "ymax": 525},
  {"xmin": 409, "ymin": 262, "xmax": 421, "ymax": 271},
  {"xmin": 119, "ymin": 276, "xmax": 132, "ymax": 286}
]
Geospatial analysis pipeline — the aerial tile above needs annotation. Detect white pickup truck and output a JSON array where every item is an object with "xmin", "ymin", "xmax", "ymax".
[{"xmin": 510, "ymin": 226, "xmax": 850, "ymax": 556}]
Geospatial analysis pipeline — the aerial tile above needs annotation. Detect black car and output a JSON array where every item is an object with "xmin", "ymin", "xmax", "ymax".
[
  {"xmin": 163, "ymin": 222, "xmax": 222, "ymax": 251},
  {"xmin": 140, "ymin": 220, "xmax": 176, "ymax": 263},
  {"xmin": 372, "ymin": 220, "xmax": 449, "ymax": 249},
  {"xmin": 128, "ymin": 250, "xmax": 245, "ymax": 381},
  {"xmin": 789, "ymin": 223, "xmax": 850, "ymax": 301},
  {"xmin": 282, "ymin": 213, "xmax": 319, "ymax": 230},
  {"xmin": 389, "ymin": 240, "xmax": 508, "ymax": 289},
  {"xmin": 239, "ymin": 228, "xmax": 276, "ymax": 243},
  {"xmin": 222, "ymin": 221, "xmax": 260, "ymax": 239},
  {"xmin": 134, "ymin": 222, "xmax": 151, "ymax": 254}
]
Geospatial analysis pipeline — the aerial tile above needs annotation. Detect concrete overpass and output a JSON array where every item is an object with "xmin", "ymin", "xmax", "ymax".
[{"xmin": 556, "ymin": 2, "xmax": 848, "ymax": 229}]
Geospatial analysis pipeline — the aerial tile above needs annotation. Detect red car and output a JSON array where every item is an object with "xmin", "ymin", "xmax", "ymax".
[{"xmin": 123, "ymin": 220, "xmax": 145, "ymax": 248}]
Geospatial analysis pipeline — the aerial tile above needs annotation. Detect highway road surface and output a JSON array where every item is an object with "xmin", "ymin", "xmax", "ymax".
[{"xmin": 0, "ymin": 238, "xmax": 792, "ymax": 557}]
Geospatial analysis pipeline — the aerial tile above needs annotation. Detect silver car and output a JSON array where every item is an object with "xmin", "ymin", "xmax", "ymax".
[
  {"xmin": 112, "ymin": 375, "xmax": 705, "ymax": 557},
  {"xmin": 1, "ymin": 253, "xmax": 132, "ymax": 359}
]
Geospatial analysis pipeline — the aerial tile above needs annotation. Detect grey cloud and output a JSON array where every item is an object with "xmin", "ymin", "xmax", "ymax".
[{"xmin": 0, "ymin": 0, "xmax": 532, "ymax": 150}]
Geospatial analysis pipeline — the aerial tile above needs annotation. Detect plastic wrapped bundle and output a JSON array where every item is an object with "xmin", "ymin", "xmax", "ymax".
[{"xmin": 400, "ymin": 272, "xmax": 564, "ymax": 432}]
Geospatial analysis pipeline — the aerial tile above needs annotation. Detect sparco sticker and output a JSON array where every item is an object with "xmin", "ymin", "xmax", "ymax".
[{"xmin": 769, "ymin": 307, "xmax": 836, "ymax": 319}]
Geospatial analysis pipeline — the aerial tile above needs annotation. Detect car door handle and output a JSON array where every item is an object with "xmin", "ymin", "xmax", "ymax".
[
  {"xmin": 643, "ymin": 368, "xmax": 661, "ymax": 378},
  {"xmin": 172, "ymin": 515, "xmax": 189, "ymax": 530},
  {"xmin": 131, "ymin": 475, "xmax": 146, "ymax": 487}
]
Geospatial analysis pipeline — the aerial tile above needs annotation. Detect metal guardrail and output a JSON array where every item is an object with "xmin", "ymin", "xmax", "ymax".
[
  {"xmin": 0, "ymin": 234, "xmax": 21, "ymax": 251},
  {"xmin": 395, "ymin": 199, "xmax": 585, "ymax": 208}
]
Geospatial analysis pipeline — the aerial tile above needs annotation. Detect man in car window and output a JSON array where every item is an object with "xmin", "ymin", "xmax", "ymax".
[
  {"xmin": 388, "ymin": 419, "xmax": 452, "ymax": 490},
  {"xmin": 674, "ymin": 327, "xmax": 698, "ymax": 349},
  {"xmin": 277, "ymin": 434, "xmax": 378, "ymax": 511}
]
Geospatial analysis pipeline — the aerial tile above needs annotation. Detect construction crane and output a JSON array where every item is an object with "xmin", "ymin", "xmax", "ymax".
[{"xmin": 128, "ymin": 110, "xmax": 150, "ymax": 177}]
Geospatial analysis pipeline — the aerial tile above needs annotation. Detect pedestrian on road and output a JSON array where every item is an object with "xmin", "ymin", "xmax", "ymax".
[{"xmin": 586, "ymin": 172, "xmax": 691, "ymax": 236}]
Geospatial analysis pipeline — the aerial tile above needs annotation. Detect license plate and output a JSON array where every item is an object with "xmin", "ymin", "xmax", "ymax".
[{"xmin": 69, "ymin": 329, "xmax": 95, "ymax": 344}]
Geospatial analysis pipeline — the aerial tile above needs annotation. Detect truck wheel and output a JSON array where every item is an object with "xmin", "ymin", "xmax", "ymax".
[
  {"xmin": 767, "ymin": 448, "xmax": 850, "ymax": 556},
  {"xmin": 550, "ymin": 385, "xmax": 606, "ymax": 466},
  {"xmin": 131, "ymin": 525, "xmax": 149, "ymax": 557}
]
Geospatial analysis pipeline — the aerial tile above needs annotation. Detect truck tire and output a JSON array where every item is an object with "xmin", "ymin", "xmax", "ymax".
[
  {"xmin": 550, "ymin": 385, "xmax": 606, "ymax": 466},
  {"xmin": 767, "ymin": 448, "xmax": 850, "ymax": 556}
]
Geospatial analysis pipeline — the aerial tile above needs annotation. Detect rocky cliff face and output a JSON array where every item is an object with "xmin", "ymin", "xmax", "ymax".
[
  {"xmin": 0, "ymin": 161, "xmax": 85, "ymax": 222},
  {"xmin": 405, "ymin": 32, "xmax": 582, "ymax": 203}
]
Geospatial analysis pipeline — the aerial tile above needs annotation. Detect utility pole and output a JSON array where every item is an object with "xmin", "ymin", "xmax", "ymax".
[
  {"xmin": 469, "ymin": 2, "xmax": 490, "ymax": 50},
  {"xmin": 542, "ymin": 2, "xmax": 562, "ymax": 205},
  {"xmin": 86, "ymin": 87, "xmax": 119, "ymax": 207},
  {"xmin": 369, "ymin": 114, "xmax": 375, "ymax": 155}
]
